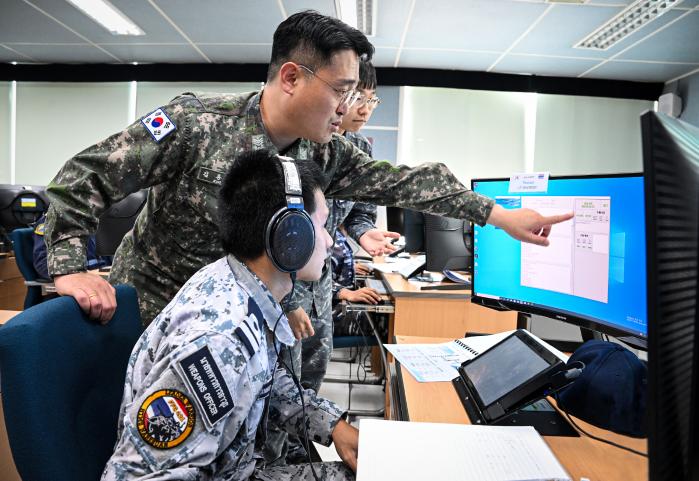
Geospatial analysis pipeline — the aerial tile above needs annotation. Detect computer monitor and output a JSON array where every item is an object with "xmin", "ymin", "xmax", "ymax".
[
  {"xmin": 95, "ymin": 190, "xmax": 148, "ymax": 256},
  {"xmin": 642, "ymin": 111, "xmax": 699, "ymax": 480},
  {"xmin": 471, "ymin": 174, "xmax": 647, "ymax": 343},
  {"xmin": 385, "ymin": 207, "xmax": 424, "ymax": 253},
  {"xmin": 424, "ymin": 214, "xmax": 472, "ymax": 272},
  {"xmin": 0, "ymin": 184, "xmax": 49, "ymax": 232}
]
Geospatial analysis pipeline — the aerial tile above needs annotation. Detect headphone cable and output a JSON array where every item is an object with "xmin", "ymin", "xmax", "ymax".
[{"xmin": 271, "ymin": 273, "xmax": 322, "ymax": 481}]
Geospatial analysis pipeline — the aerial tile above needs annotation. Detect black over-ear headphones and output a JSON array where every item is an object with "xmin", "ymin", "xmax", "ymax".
[{"xmin": 264, "ymin": 156, "xmax": 316, "ymax": 273}]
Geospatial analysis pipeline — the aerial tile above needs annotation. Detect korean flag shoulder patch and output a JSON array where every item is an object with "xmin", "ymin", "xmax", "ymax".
[{"xmin": 141, "ymin": 107, "xmax": 176, "ymax": 143}]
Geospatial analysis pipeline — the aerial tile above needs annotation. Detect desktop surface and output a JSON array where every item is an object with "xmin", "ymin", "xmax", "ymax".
[
  {"xmin": 472, "ymin": 175, "xmax": 647, "ymax": 339},
  {"xmin": 392, "ymin": 335, "xmax": 648, "ymax": 481}
]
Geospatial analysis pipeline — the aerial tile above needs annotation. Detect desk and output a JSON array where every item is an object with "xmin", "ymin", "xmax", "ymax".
[
  {"xmin": 391, "ymin": 335, "xmax": 648, "ymax": 481},
  {"xmin": 0, "ymin": 310, "xmax": 19, "ymax": 325},
  {"xmin": 379, "ymin": 270, "xmax": 518, "ymax": 339}
]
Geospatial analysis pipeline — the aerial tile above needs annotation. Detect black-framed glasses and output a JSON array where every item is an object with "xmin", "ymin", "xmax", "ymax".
[{"xmin": 298, "ymin": 64, "xmax": 361, "ymax": 108}]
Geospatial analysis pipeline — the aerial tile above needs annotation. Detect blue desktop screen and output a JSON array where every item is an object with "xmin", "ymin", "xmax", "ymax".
[{"xmin": 472, "ymin": 176, "xmax": 647, "ymax": 338}]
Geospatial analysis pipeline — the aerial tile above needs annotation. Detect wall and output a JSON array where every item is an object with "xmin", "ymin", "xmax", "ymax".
[
  {"xmin": 398, "ymin": 86, "xmax": 651, "ymax": 184},
  {"xmin": 0, "ymin": 83, "xmax": 12, "ymax": 184},
  {"xmin": 15, "ymin": 82, "xmax": 131, "ymax": 185},
  {"xmin": 664, "ymin": 69, "xmax": 699, "ymax": 127}
]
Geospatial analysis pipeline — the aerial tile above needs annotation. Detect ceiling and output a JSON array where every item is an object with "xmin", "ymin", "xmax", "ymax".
[{"xmin": 1, "ymin": 0, "xmax": 698, "ymax": 84}]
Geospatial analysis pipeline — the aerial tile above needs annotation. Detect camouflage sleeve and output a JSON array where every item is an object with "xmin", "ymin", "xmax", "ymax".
[
  {"xmin": 45, "ymin": 98, "xmax": 198, "ymax": 276},
  {"xmin": 324, "ymin": 139, "xmax": 495, "ymax": 226},
  {"xmin": 269, "ymin": 363, "xmax": 345, "ymax": 446},
  {"xmin": 102, "ymin": 335, "xmax": 251, "ymax": 481},
  {"xmin": 342, "ymin": 202, "xmax": 377, "ymax": 243},
  {"xmin": 282, "ymin": 279, "xmax": 313, "ymax": 314}
]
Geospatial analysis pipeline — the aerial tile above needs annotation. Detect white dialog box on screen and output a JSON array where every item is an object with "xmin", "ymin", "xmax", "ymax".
[{"xmin": 520, "ymin": 196, "xmax": 610, "ymax": 303}]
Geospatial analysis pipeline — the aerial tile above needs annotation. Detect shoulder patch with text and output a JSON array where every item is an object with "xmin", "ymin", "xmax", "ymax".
[
  {"xmin": 137, "ymin": 389, "xmax": 195, "ymax": 449},
  {"xmin": 178, "ymin": 346, "xmax": 234, "ymax": 428}
]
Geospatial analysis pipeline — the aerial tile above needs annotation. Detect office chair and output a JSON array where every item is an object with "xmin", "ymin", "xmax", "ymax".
[
  {"xmin": 9, "ymin": 227, "xmax": 46, "ymax": 309},
  {"xmin": 95, "ymin": 190, "xmax": 147, "ymax": 257},
  {"xmin": 0, "ymin": 285, "xmax": 143, "ymax": 481}
]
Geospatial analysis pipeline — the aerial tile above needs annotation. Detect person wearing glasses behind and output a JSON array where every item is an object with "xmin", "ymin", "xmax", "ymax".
[
  {"xmin": 43, "ymin": 11, "xmax": 573, "ymax": 336},
  {"xmin": 273, "ymin": 59, "xmax": 397, "ymax": 465}
]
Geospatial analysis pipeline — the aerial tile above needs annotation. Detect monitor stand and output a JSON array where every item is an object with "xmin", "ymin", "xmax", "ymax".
[{"xmin": 492, "ymin": 399, "xmax": 579, "ymax": 437}]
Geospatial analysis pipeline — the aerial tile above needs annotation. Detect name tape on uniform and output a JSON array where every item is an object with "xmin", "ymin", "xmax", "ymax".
[
  {"xmin": 178, "ymin": 346, "xmax": 234, "ymax": 428},
  {"xmin": 141, "ymin": 108, "xmax": 176, "ymax": 143},
  {"xmin": 197, "ymin": 167, "xmax": 225, "ymax": 186}
]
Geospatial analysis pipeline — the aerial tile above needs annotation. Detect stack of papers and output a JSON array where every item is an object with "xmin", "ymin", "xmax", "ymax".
[
  {"xmin": 384, "ymin": 330, "xmax": 568, "ymax": 382},
  {"xmin": 357, "ymin": 419, "xmax": 571, "ymax": 481},
  {"xmin": 384, "ymin": 331, "xmax": 513, "ymax": 382}
]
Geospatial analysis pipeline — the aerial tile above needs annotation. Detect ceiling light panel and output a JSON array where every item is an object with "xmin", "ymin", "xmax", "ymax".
[
  {"xmin": 66, "ymin": 0, "xmax": 145, "ymax": 36},
  {"xmin": 575, "ymin": 0, "xmax": 684, "ymax": 50}
]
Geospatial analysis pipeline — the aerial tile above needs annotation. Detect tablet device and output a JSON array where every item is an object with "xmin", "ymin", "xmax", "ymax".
[{"xmin": 453, "ymin": 330, "xmax": 565, "ymax": 424}]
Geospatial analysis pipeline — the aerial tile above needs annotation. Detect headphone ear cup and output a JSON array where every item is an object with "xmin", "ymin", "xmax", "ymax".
[{"xmin": 266, "ymin": 209, "xmax": 315, "ymax": 273}]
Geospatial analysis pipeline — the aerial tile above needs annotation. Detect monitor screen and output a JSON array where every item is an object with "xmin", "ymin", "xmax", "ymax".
[
  {"xmin": 471, "ymin": 174, "xmax": 647, "ymax": 339},
  {"xmin": 463, "ymin": 333, "xmax": 552, "ymax": 406}
]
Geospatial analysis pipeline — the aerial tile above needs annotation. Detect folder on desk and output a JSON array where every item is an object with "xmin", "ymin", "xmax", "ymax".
[{"xmin": 357, "ymin": 419, "xmax": 571, "ymax": 481}]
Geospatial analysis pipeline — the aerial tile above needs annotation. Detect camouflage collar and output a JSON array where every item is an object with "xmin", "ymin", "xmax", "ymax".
[{"xmin": 226, "ymin": 255, "xmax": 295, "ymax": 346}]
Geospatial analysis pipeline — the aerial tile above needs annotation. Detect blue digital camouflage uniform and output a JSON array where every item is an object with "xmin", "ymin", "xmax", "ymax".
[
  {"xmin": 101, "ymin": 256, "xmax": 354, "ymax": 481},
  {"xmin": 45, "ymin": 91, "xmax": 495, "ymax": 326},
  {"xmin": 330, "ymin": 230, "xmax": 355, "ymax": 300}
]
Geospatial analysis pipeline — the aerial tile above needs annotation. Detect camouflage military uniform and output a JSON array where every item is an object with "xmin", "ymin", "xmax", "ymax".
[
  {"xmin": 286, "ymin": 130, "xmax": 377, "ymax": 393},
  {"xmin": 45, "ymin": 90, "xmax": 495, "ymax": 326},
  {"xmin": 101, "ymin": 256, "xmax": 354, "ymax": 481}
]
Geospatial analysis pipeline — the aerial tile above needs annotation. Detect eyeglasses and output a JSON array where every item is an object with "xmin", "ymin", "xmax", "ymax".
[
  {"xmin": 355, "ymin": 94, "xmax": 381, "ymax": 109},
  {"xmin": 298, "ymin": 64, "xmax": 361, "ymax": 108}
]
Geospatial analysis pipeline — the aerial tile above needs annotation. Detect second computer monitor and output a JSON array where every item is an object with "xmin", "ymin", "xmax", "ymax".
[
  {"xmin": 471, "ymin": 174, "xmax": 647, "ymax": 341},
  {"xmin": 424, "ymin": 214, "xmax": 472, "ymax": 272}
]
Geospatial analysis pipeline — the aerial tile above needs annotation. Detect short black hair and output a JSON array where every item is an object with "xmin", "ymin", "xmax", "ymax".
[
  {"xmin": 218, "ymin": 150, "xmax": 325, "ymax": 261},
  {"xmin": 267, "ymin": 10, "xmax": 375, "ymax": 81},
  {"xmin": 358, "ymin": 60, "xmax": 377, "ymax": 91}
]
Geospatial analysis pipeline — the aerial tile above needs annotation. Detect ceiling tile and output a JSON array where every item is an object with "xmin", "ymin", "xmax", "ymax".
[
  {"xmin": 197, "ymin": 44, "xmax": 273, "ymax": 63},
  {"xmin": 0, "ymin": 44, "xmax": 35, "ymax": 63},
  {"xmin": 153, "ymin": 0, "xmax": 284, "ymax": 44},
  {"xmin": 586, "ymin": 60, "xmax": 698, "ymax": 82},
  {"xmin": 513, "ymin": 4, "xmax": 622, "ymax": 58},
  {"xmin": 398, "ymin": 49, "xmax": 500, "ymax": 70},
  {"xmin": 28, "ymin": 0, "xmax": 185, "ymax": 45},
  {"xmin": 6, "ymin": 44, "xmax": 117, "ymax": 63},
  {"xmin": 493, "ymin": 54, "xmax": 601, "ymax": 77},
  {"xmin": 0, "ymin": 0, "xmax": 84, "ymax": 43},
  {"xmin": 404, "ymin": 0, "xmax": 549, "ymax": 51},
  {"xmin": 99, "ymin": 44, "xmax": 206, "ymax": 63},
  {"xmin": 617, "ymin": 10, "xmax": 699, "ymax": 63},
  {"xmin": 370, "ymin": 0, "xmax": 412, "ymax": 48}
]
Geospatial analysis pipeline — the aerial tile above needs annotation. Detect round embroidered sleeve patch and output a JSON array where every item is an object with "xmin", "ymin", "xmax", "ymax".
[{"xmin": 137, "ymin": 389, "xmax": 196, "ymax": 449}]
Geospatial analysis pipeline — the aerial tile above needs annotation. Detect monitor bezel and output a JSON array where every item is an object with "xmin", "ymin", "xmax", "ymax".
[{"xmin": 470, "ymin": 172, "xmax": 646, "ymax": 341}]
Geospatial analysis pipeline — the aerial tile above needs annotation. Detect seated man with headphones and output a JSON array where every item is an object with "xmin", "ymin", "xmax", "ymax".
[{"xmin": 102, "ymin": 150, "xmax": 357, "ymax": 481}]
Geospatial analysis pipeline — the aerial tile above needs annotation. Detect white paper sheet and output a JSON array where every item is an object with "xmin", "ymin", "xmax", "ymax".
[
  {"xmin": 384, "ymin": 331, "xmax": 513, "ymax": 382},
  {"xmin": 357, "ymin": 420, "xmax": 571, "ymax": 481}
]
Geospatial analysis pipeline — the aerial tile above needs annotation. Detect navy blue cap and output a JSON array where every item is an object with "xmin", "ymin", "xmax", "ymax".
[{"xmin": 557, "ymin": 340, "xmax": 647, "ymax": 437}]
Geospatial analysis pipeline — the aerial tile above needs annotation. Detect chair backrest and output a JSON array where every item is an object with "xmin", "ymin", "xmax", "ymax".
[
  {"xmin": 10, "ymin": 227, "xmax": 37, "ymax": 282},
  {"xmin": 95, "ymin": 190, "xmax": 147, "ymax": 256},
  {"xmin": 0, "ymin": 285, "xmax": 143, "ymax": 481}
]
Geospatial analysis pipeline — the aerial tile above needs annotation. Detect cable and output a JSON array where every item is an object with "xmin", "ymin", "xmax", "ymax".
[
  {"xmin": 270, "ymin": 273, "xmax": 322, "ymax": 481},
  {"xmin": 543, "ymin": 367, "xmax": 647, "ymax": 458}
]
